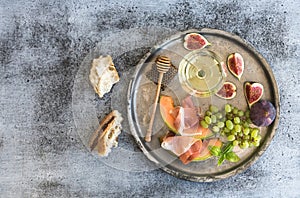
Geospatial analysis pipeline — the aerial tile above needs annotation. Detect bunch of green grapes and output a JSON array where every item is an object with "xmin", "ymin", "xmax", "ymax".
[{"xmin": 200, "ymin": 104, "xmax": 262, "ymax": 149}]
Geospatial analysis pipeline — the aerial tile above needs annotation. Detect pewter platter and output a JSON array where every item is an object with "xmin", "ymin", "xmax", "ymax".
[{"xmin": 127, "ymin": 28, "xmax": 280, "ymax": 182}]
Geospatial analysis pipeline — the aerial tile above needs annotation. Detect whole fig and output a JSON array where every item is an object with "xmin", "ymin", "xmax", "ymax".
[{"xmin": 250, "ymin": 100, "xmax": 276, "ymax": 127}]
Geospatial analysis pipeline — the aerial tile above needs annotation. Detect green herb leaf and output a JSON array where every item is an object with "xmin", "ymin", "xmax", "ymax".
[
  {"xmin": 225, "ymin": 151, "xmax": 240, "ymax": 162},
  {"xmin": 209, "ymin": 146, "xmax": 221, "ymax": 157},
  {"xmin": 222, "ymin": 142, "xmax": 234, "ymax": 154},
  {"xmin": 217, "ymin": 155, "xmax": 225, "ymax": 166}
]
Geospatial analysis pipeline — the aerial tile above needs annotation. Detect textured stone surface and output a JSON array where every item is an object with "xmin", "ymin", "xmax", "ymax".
[{"xmin": 0, "ymin": 0, "xmax": 299, "ymax": 197}]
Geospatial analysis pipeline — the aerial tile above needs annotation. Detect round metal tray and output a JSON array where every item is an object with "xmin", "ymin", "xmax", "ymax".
[{"xmin": 127, "ymin": 28, "xmax": 280, "ymax": 182}]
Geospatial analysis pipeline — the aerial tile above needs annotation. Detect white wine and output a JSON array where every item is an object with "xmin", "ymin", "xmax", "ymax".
[{"xmin": 179, "ymin": 50, "xmax": 224, "ymax": 97}]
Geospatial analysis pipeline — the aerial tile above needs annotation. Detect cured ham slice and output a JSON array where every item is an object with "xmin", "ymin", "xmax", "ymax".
[
  {"xmin": 182, "ymin": 95, "xmax": 201, "ymax": 115},
  {"xmin": 179, "ymin": 140, "xmax": 203, "ymax": 164},
  {"xmin": 180, "ymin": 138, "xmax": 222, "ymax": 164},
  {"xmin": 174, "ymin": 107, "xmax": 199, "ymax": 134},
  {"xmin": 173, "ymin": 107, "xmax": 184, "ymax": 133},
  {"xmin": 172, "ymin": 96, "xmax": 204, "ymax": 136},
  {"xmin": 182, "ymin": 124, "xmax": 210, "ymax": 136},
  {"xmin": 173, "ymin": 108, "xmax": 207, "ymax": 137},
  {"xmin": 182, "ymin": 108, "xmax": 199, "ymax": 129},
  {"xmin": 160, "ymin": 131, "xmax": 176, "ymax": 142},
  {"xmin": 182, "ymin": 95, "xmax": 195, "ymax": 109},
  {"xmin": 196, "ymin": 138, "xmax": 221, "ymax": 159},
  {"xmin": 161, "ymin": 136, "xmax": 199, "ymax": 156},
  {"xmin": 169, "ymin": 106, "xmax": 180, "ymax": 119}
]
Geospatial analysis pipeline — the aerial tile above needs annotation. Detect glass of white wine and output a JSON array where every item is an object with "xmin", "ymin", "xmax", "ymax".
[{"xmin": 178, "ymin": 49, "xmax": 225, "ymax": 97}]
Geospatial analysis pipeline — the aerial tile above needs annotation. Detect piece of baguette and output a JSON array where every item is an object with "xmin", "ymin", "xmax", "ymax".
[
  {"xmin": 89, "ymin": 110, "xmax": 123, "ymax": 156},
  {"xmin": 89, "ymin": 55, "xmax": 120, "ymax": 98}
]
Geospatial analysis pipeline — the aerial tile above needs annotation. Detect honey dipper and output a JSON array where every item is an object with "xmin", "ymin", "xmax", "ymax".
[{"xmin": 145, "ymin": 55, "xmax": 171, "ymax": 142}]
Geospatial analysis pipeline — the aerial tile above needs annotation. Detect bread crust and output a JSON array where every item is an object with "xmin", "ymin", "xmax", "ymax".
[
  {"xmin": 89, "ymin": 110, "xmax": 123, "ymax": 156},
  {"xmin": 89, "ymin": 55, "xmax": 120, "ymax": 98}
]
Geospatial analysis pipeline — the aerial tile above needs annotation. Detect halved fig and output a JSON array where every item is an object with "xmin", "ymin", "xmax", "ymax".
[
  {"xmin": 183, "ymin": 33, "xmax": 210, "ymax": 50},
  {"xmin": 215, "ymin": 82, "xmax": 237, "ymax": 99},
  {"xmin": 227, "ymin": 53, "xmax": 244, "ymax": 80},
  {"xmin": 244, "ymin": 82, "xmax": 264, "ymax": 107}
]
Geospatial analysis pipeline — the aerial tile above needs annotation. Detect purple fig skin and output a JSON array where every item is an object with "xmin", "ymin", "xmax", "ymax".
[{"xmin": 250, "ymin": 100, "xmax": 276, "ymax": 127}]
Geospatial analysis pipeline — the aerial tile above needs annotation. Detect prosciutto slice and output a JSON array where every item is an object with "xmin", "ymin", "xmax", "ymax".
[
  {"xmin": 174, "ymin": 107, "xmax": 199, "ymax": 133},
  {"xmin": 161, "ymin": 135, "xmax": 204, "ymax": 165},
  {"xmin": 182, "ymin": 95, "xmax": 201, "ymax": 115},
  {"xmin": 182, "ymin": 124, "xmax": 209, "ymax": 136},
  {"xmin": 161, "ymin": 136, "xmax": 199, "ymax": 156},
  {"xmin": 179, "ymin": 140, "xmax": 203, "ymax": 164},
  {"xmin": 182, "ymin": 95, "xmax": 195, "ymax": 109},
  {"xmin": 172, "ymin": 96, "xmax": 204, "ymax": 136}
]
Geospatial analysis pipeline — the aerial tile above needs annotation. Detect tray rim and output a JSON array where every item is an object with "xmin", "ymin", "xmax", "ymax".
[{"xmin": 127, "ymin": 28, "xmax": 280, "ymax": 182}]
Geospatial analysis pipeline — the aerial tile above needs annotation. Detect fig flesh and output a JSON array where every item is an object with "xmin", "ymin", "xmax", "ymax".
[
  {"xmin": 183, "ymin": 33, "xmax": 210, "ymax": 50},
  {"xmin": 244, "ymin": 82, "xmax": 264, "ymax": 107},
  {"xmin": 227, "ymin": 53, "xmax": 244, "ymax": 80},
  {"xmin": 215, "ymin": 81, "xmax": 237, "ymax": 99},
  {"xmin": 250, "ymin": 100, "xmax": 276, "ymax": 127}
]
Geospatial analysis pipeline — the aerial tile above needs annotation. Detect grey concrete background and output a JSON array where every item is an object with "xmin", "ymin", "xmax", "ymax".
[{"xmin": 0, "ymin": 0, "xmax": 299, "ymax": 197}]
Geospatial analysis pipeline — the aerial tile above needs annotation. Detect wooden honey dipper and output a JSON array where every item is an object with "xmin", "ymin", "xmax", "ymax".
[{"xmin": 145, "ymin": 55, "xmax": 171, "ymax": 142}]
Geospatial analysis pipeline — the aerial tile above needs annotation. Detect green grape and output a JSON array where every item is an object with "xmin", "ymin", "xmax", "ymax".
[
  {"xmin": 230, "ymin": 128, "xmax": 236, "ymax": 135},
  {"xmin": 238, "ymin": 132, "xmax": 244, "ymax": 137},
  {"xmin": 238, "ymin": 110, "xmax": 244, "ymax": 117},
  {"xmin": 211, "ymin": 115, "xmax": 217, "ymax": 123},
  {"xmin": 225, "ymin": 104, "xmax": 232, "ymax": 113},
  {"xmin": 226, "ymin": 120, "xmax": 234, "ymax": 130},
  {"xmin": 254, "ymin": 135, "xmax": 262, "ymax": 142},
  {"xmin": 233, "ymin": 140, "xmax": 239, "ymax": 146},
  {"xmin": 217, "ymin": 122, "xmax": 225, "ymax": 128},
  {"xmin": 206, "ymin": 111, "xmax": 212, "ymax": 116},
  {"xmin": 216, "ymin": 112, "xmax": 223, "ymax": 119},
  {"xmin": 243, "ymin": 122, "xmax": 250, "ymax": 128},
  {"xmin": 212, "ymin": 126, "xmax": 220, "ymax": 133},
  {"xmin": 253, "ymin": 141, "xmax": 260, "ymax": 147},
  {"xmin": 244, "ymin": 141, "xmax": 250, "ymax": 148},
  {"xmin": 240, "ymin": 141, "xmax": 249, "ymax": 149},
  {"xmin": 234, "ymin": 124, "xmax": 242, "ymax": 132},
  {"xmin": 243, "ymin": 128, "xmax": 250, "ymax": 135},
  {"xmin": 232, "ymin": 107, "xmax": 238, "ymax": 115},
  {"xmin": 226, "ymin": 114, "xmax": 233, "ymax": 120},
  {"xmin": 244, "ymin": 135, "xmax": 250, "ymax": 140},
  {"xmin": 227, "ymin": 135, "xmax": 235, "ymax": 141},
  {"xmin": 205, "ymin": 116, "xmax": 212, "ymax": 124},
  {"xmin": 246, "ymin": 118, "xmax": 252, "ymax": 124},
  {"xmin": 251, "ymin": 129, "xmax": 259, "ymax": 138},
  {"xmin": 210, "ymin": 105, "xmax": 219, "ymax": 113},
  {"xmin": 234, "ymin": 117, "xmax": 241, "ymax": 124},
  {"xmin": 201, "ymin": 120, "xmax": 209, "ymax": 128},
  {"xmin": 245, "ymin": 110, "xmax": 250, "ymax": 118},
  {"xmin": 223, "ymin": 127, "xmax": 230, "ymax": 133},
  {"xmin": 236, "ymin": 136, "xmax": 242, "ymax": 142},
  {"xmin": 220, "ymin": 117, "xmax": 226, "ymax": 122}
]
